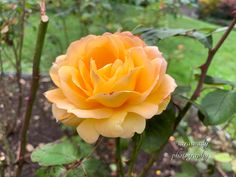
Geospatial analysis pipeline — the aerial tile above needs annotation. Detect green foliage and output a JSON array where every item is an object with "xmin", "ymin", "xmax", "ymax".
[
  {"xmin": 202, "ymin": 75, "xmax": 236, "ymax": 88},
  {"xmin": 214, "ymin": 153, "xmax": 233, "ymax": 163},
  {"xmin": 35, "ymin": 158, "xmax": 109, "ymax": 177},
  {"xmin": 32, "ymin": 136, "xmax": 109, "ymax": 177},
  {"xmin": 174, "ymin": 161, "xmax": 198, "ymax": 177},
  {"xmin": 135, "ymin": 26, "xmax": 228, "ymax": 49},
  {"xmin": 141, "ymin": 103, "xmax": 176, "ymax": 153},
  {"xmin": 135, "ymin": 27, "xmax": 213, "ymax": 48},
  {"xmin": 31, "ymin": 137, "xmax": 92, "ymax": 166},
  {"xmin": 200, "ymin": 89, "xmax": 236, "ymax": 125},
  {"xmin": 31, "ymin": 140, "xmax": 79, "ymax": 166},
  {"xmin": 35, "ymin": 166, "xmax": 66, "ymax": 177}
]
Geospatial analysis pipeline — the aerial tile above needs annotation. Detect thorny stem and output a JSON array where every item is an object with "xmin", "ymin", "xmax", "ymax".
[
  {"xmin": 15, "ymin": 2, "xmax": 49, "ymax": 177},
  {"xmin": 174, "ymin": 14, "xmax": 236, "ymax": 129},
  {"xmin": 116, "ymin": 138, "xmax": 125, "ymax": 177},
  {"xmin": 138, "ymin": 12, "xmax": 236, "ymax": 177}
]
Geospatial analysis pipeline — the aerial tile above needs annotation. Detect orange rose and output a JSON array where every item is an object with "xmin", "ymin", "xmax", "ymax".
[{"xmin": 45, "ymin": 32, "xmax": 176, "ymax": 143}]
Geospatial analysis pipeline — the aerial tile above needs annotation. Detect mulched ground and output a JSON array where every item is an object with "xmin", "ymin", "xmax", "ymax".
[{"xmin": 0, "ymin": 75, "xmax": 234, "ymax": 177}]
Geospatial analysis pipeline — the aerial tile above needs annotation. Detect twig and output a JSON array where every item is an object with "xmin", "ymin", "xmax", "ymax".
[
  {"xmin": 216, "ymin": 163, "xmax": 228, "ymax": 177},
  {"xmin": 138, "ymin": 11, "xmax": 236, "ymax": 177},
  {"xmin": 14, "ymin": 2, "xmax": 49, "ymax": 177},
  {"xmin": 16, "ymin": 0, "xmax": 26, "ymax": 119},
  {"xmin": 116, "ymin": 138, "xmax": 125, "ymax": 177},
  {"xmin": 174, "ymin": 13, "xmax": 236, "ymax": 129}
]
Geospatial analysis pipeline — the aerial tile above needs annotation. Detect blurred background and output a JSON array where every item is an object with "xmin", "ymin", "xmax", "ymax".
[{"xmin": 1, "ymin": 0, "xmax": 236, "ymax": 177}]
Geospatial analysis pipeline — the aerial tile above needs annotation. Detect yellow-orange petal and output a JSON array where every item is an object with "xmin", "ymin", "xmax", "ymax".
[
  {"xmin": 76, "ymin": 119, "xmax": 99, "ymax": 143},
  {"xmin": 52, "ymin": 103, "xmax": 70, "ymax": 120},
  {"xmin": 156, "ymin": 96, "xmax": 171, "ymax": 115},
  {"xmin": 66, "ymin": 35, "xmax": 97, "ymax": 66},
  {"xmin": 95, "ymin": 112, "xmax": 127, "ymax": 137},
  {"xmin": 120, "ymin": 113, "xmax": 146, "ymax": 138},
  {"xmin": 58, "ymin": 66, "xmax": 91, "ymax": 108},
  {"xmin": 44, "ymin": 88, "xmax": 65, "ymax": 103},
  {"xmin": 144, "ymin": 46, "xmax": 163, "ymax": 60},
  {"xmin": 45, "ymin": 89, "xmax": 113, "ymax": 119},
  {"xmin": 147, "ymin": 74, "xmax": 177, "ymax": 104},
  {"xmin": 49, "ymin": 55, "xmax": 67, "ymax": 87},
  {"xmin": 127, "ymin": 102, "xmax": 159, "ymax": 119},
  {"xmin": 87, "ymin": 91, "xmax": 131, "ymax": 108},
  {"xmin": 52, "ymin": 104, "xmax": 81, "ymax": 126}
]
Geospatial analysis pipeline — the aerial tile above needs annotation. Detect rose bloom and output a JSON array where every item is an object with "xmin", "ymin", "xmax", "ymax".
[{"xmin": 45, "ymin": 32, "xmax": 176, "ymax": 143}]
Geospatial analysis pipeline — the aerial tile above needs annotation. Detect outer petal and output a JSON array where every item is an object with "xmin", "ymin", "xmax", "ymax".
[
  {"xmin": 52, "ymin": 104, "xmax": 81, "ymax": 126},
  {"xmin": 95, "ymin": 112, "xmax": 127, "ymax": 137},
  {"xmin": 120, "ymin": 113, "xmax": 146, "ymax": 138},
  {"xmin": 52, "ymin": 103, "xmax": 70, "ymax": 120},
  {"xmin": 49, "ymin": 55, "xmax": 67, "ymax": 87},
  {"xmin": 45, "ymin": 89, "xmax": 113, "ymax": 119},
  {"xmin": 156, "ymin": 96, "xmax": 171, "ymax": 115},
  {"xmin": 127, "ymin": 102, "xmax": 159, "ymax": 119},
  {"xmin": 77, "ymin": 119, "xmax": 99, "ymax": 143},
  {"xmin": 66, "ymin": 35, "xmax": 97, "ymax": 66},
  {"xmin": 147, "ymin": 74, "xmax": 177, "ymax": 104},
  {"xmin": 44, "ymin": 88, "xmax": 65, "ymax": 103},
  {"xmin": 144, "ymin": 46, "xmax": 163, "ymax": 60}
]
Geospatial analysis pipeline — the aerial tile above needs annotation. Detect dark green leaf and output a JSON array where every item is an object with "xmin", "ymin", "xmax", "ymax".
[
  {"xmin": 202, "ymin": 75, "xmax": 236, "ymax": 88},
  {"xmin": 173, "ymin": 85, "xmax": 191, "ymax": 95},
  {"xmin": 141, "ymin": 103, "xmax": 176, "ymax": 153},
  {"xmin": 200, "ymin": 89, "xmax": 236, "ymax": 125}
]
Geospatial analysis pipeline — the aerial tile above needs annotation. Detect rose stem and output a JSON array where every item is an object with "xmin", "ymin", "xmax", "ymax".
[
  {"xmin": 14, "ymin": 2, "xmax": 49, "ymax": 177},
  {"xmin": 127, "ymin": 134, "xmax": 143, "ymax": 176},
  {"xmin": 116, "ymin": 138, "xmax": 125, "ymax": 177},
  {"xmin": 138, "ymin": 11, "xmax": 236, "ymax": 177}
]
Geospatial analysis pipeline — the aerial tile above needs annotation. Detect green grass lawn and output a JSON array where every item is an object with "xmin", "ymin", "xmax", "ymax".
[{"xmin": 2, "ymin": 12, "xmax": 236, "ymax": 87}]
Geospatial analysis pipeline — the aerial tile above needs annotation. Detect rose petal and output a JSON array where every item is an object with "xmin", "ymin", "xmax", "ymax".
[
  {"xmin": 77, "ymin": 119, "xmax": 99, "ymax": 143},
  {"xmin": 95, "ymin": 112, "xmax": 127, "ymax": 137},
  {"xmin": 127, "ymin": 102, "xmax": 159, "ymax": 119},
  {"xmin": 45, "ymin": 89, "xmax": 113, "ymax": 119},
  {"xmin": 147, "ymin": 74, "xmax": 177, "ymax": 104},
  {"xmin": 49, "ymin": 55, "xmax": 67, "ymax": 87},
  {"xmin": 120, "ymin": 113, "xmax": 146, "ymax": 138}
]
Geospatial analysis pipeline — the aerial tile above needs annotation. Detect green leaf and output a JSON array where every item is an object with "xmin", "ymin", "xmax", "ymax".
[
  {"xmin": 141, "ymin": 103, "xmax": 176, "ymax": 153},
  {"xmin": 173, "ymin": 85, "xmax": 191, "ymax": 95},
  {"xmin": 214, "ymin": 153, "xmax": 232, "ymax": 163},
  {"xmin": 173, "ymin": 161, "xmax": 198, "ymax": 177},
  {"xmin": 134, "ymin": 27, "xmax": 214, "ymax": 48},
  {"xmin": 202, "ymin": 75, "xmax": 236, "ymax": 88},
  {"xmin": 35, "ymin": 158, "xmax": 109, "ymax": 177},
  {"xmin": 200, "ymin": 89, "xmax": 236, "ymax": 125},
  {"xmin": 35, "ymin": 166, "xmax": 66, "ymax": 177},
  {"xmin": 31, "ymin": 139, "xmax": 80, "ymax": 166},
  {"xmin": 66, "ymin": 158, "xmax": 109, "ymax": 177},
  {"xmin": 70, "ymin": 136, "xmax": 93, "ymax": 157}
]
